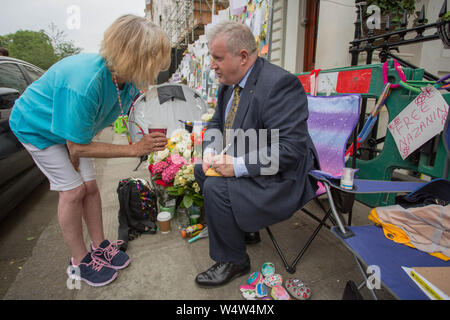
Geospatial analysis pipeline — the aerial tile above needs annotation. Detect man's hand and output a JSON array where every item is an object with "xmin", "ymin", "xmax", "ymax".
[
  {"xmin": 211, "ymin": 154, "xmax": 235, "ymax": 177},
  {"xmin": 133, "ymin": 132, "xmax": 168, "ymax": 156},
  {"xmin": 202, "ymin": 152, "xmax": 215, "ymax": 174}
]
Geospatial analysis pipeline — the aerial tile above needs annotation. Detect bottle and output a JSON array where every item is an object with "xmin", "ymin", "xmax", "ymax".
[{"xmin": 180, "ymin": 224, "xmax": 204, "ymax": 238}]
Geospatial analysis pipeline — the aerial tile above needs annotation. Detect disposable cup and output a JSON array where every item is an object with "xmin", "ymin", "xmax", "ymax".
[
  {"xmin": 340, "ymin": 168, "xmax": 357, "ymax": 190},
  {"xmin": 157, "ymin": 211, "xmax": 172, "ymax": 234},
  {"xmin": 148, "ymin": 124, "xmax": 168, "ymax": 136}
]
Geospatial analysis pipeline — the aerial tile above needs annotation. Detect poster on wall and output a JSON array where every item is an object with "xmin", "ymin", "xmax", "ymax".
[{"xmin": 170, "ymin": 0, "xmax": 271, "ymax": 106}]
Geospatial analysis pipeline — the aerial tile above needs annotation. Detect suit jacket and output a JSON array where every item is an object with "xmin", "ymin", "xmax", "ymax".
[{"xmin": 203, "ymin": 57, "xmax": 320, "ymax": 232}]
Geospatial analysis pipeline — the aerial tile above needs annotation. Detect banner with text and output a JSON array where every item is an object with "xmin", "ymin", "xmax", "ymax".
[{"xmin": 388, "ymin": 85, "xmax": 449, "ymax": 160}]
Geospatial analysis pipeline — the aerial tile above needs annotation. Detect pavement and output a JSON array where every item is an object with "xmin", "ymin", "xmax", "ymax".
[{"xmin": 0, "ymin": 126, "xmax": 395, "ymax": 301}]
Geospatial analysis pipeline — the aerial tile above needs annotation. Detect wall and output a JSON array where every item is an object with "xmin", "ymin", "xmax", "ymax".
[
  {"xmin": 315, "ymin": 0, "xmax": 357, "ymax": 70},
  {"xmin": 283, "ymin": 0, "xmax": 306, "ymax": 73},
  {"xmin": 419, "ymin": 0, "xmax": 450, "ymax": 78}
]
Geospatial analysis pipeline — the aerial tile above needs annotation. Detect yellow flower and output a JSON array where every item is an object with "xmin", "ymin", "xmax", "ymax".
[{"xmin": 193, "ymin": 182, "xmax": 200, "ymax": 193}]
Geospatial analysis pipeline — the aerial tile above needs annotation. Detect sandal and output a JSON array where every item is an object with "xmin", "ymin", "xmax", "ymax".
[
  {"xmin": 285, "ymin": 278, "xmax": 312, "ymax": 300},
  {"xmin": 261, "ymin": 262, "xmax": 275, "ymax": 277},
  {"xmin": 271, "ymin": 285, "xmax": 290, "ymax": 300}
]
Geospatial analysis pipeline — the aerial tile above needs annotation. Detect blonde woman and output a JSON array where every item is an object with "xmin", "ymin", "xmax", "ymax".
[{"xmin": 9, "ymin": 15, "xmax": 171, "ymax": 286}]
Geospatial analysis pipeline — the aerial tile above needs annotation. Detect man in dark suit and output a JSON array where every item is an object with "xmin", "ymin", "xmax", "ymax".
[{"xmin": 194, "ymin": 21, "xmax": 319, "ymax": 287}]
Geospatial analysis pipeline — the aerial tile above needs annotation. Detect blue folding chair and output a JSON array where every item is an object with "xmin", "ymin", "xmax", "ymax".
[
  {"xmin": 313, "ymin": 112, "xmax": 450, "ymax": 299},
  {"xmin": 266, "ymin": 94, "xmax": 362, "ymax": 274}
]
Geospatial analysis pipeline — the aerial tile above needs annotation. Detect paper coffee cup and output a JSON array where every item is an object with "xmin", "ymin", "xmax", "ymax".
[{"xmin": 157, "ymin": 211, "xmax": 171, "ymax": 234}]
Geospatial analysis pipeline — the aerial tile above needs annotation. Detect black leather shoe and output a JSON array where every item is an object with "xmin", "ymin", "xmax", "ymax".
[
  {"xmin": 195, "ymin": 257, "xmax": 251, "ymax": 288},
  {"xmin": 245, "ymin": 231, "xmax": 261, "ymax": 245}
]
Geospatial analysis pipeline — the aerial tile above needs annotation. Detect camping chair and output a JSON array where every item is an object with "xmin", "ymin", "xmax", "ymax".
[
  {"xmin": 266, "ymin": 94, "xmax": 362, "ymax": 274},
  {"xmin": 316, "ymin": 111, "xmax": 450, "ymax": 299}
]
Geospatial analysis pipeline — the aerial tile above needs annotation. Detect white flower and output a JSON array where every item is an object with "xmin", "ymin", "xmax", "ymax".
[
  {"xmin": 201, "ymin": 112, "xmax": 214, "ymax": 122},
  {"xmin": 153, "ymin": 149, "xmax": 169, "ymax": 162},
  {"xmin": 183, "ymin": 149, "xmax": 192, "ymax": 161}
]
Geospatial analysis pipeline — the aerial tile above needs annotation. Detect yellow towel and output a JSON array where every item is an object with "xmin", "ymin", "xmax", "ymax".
[{"xmin": 369, "ymin": 207, "xmax": 450, "ymax": 261}]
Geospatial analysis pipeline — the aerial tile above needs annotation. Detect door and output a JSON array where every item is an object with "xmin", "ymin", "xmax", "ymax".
[{"xmin": 303, "ymin": 0, "xmax": 319, "ymax": 72}]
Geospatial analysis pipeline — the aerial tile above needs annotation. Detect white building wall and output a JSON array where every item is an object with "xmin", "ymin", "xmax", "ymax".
[
  {"xmin": 315, "ymin": 0, "xmax": 356, "ymax": 70},
  {"xmin": 419, "ymin": 0, "xmax": 450, "ymax": 78},
  {"xmin": 283, "ymin": 0, "xmax": 306, "ymax": 73}
]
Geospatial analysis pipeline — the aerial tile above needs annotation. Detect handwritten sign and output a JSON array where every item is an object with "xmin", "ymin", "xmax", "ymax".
[{"xmin": 388, "ymin": 85, "xmax": 449, "ymax": 160}]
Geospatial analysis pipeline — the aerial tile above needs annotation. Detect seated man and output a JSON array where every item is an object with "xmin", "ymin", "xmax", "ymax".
[{"xmin": 194, "ymin": 21, "xmax": 319, "ymax": 287}]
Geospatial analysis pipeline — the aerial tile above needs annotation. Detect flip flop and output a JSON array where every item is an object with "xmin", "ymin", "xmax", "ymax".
[
  {"xmin": 285, "ymin": 278, "xmax": 312, "ymax": 300},
  {"xmin": 261, "ymin": 262, "xmax": 275, "ymax": 277}
]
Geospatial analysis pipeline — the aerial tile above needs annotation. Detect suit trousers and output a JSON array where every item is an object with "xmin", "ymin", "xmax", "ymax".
[{"xmin": 194, "ymin": 164, "xmax": 247, "ymax": 265}]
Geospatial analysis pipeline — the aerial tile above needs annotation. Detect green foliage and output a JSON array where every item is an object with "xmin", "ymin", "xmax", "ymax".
[
  {"xmin": 367, "ymin": 0, "xmax": 417, "ymax": 16},
  {"xmin": 366, "ymin": 0, "xmax": 418, "ymax": 26},
  {"xmin": 0, "ymin": 23, "xmax": 82, "ymax": 70},
  {"xmin": 46, "ymin": 23, "xmax": 82, "ymax": 60},
  {"xmin": 441, "ymin": 12, "xmax": 450, "ymax": 22},
  {"xmin": 0, "ymin": 30, "xmax": 57, "ymax": 69}
]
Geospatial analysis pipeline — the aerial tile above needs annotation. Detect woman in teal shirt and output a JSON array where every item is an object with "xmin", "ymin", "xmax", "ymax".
[{"xmin": 9, "ymin": 14, "xmax": 170, "ymax": 286}]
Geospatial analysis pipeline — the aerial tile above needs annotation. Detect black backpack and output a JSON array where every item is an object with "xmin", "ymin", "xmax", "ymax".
[{"xmin": 117, "ymin": 178, "xmax": 158, "ymax": 251}]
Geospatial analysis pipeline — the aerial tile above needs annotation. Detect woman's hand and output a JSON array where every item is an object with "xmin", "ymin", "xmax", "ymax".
[
  {"xmin": 69, "ymin": 153, "xmax": 80, "ymax": 171},
  {"xmin": 133, "ymin": 132, "xmax": 168, "ymax": 156}
]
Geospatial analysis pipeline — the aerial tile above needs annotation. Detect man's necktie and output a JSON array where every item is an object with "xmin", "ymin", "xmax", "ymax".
[
  {"xmin": 223, "ymin": 85, "xmax": 241, "ymax": 146},
  {"xmin": 225, "ymin": 85, "xmax": 241, "ymax": 129}
]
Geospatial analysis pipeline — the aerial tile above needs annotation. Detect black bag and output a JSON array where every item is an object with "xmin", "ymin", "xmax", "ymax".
[
  {"xmin": 395, "ymin": 178, "xmax": 450, "ymax": 209},
  {"xmin": 117, "ymin": 178, "xmax": 158, "ymax": 251}
]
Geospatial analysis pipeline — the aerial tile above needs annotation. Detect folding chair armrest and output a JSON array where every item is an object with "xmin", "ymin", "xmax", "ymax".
[{"xmin": 309, "ymin": 170, "xmax": 426, "ymax": 195}]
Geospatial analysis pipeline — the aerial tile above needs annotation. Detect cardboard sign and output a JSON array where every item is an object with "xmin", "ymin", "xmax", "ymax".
[{"xmin": 388, "ymin": 85, "xmax": 449, "ymax": 160}]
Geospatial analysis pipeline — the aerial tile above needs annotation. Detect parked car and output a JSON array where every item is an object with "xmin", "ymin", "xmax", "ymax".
[{"xmin": 0, "ymin": 56, "xmax": 46, "ymax": 221}]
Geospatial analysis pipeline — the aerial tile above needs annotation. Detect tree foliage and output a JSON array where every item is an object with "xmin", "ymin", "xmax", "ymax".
[
  {"xmin": 46, "ymin": 23, "xmax": 82, "ymax": 61},
  {"xmin": 0, "ymin": 23, "xmax": 82, "ymax": 70}
]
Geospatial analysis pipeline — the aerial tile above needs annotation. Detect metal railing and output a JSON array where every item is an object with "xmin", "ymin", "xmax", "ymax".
[
  {"xmin": 162, "ymin": 0, "xmax": 228, "ymax": 48},
  {"xmin": 163, "ymin": 0, "xmax": 195, "ymax": 47}
]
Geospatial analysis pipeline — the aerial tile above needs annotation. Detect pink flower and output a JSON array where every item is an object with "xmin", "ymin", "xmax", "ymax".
[
  {"xmin": 162, "ymin": 163, "xmax": 183, "ymax": 183},
  {"xmin": 150, "ymin": 161, "xmax": 169, "ymax": 175},
  {"xmin": 170, "ymin": 154, "xmax": 187, "ymax": 166}
]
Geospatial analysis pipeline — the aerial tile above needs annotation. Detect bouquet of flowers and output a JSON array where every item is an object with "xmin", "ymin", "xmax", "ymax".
[
  {"xmin": 167, "ymin": 164, "xmax": 203, "ymax": 208},
  {"xmin": 148, "ymin": 128, "xmax": 203, "ymax": 209}
]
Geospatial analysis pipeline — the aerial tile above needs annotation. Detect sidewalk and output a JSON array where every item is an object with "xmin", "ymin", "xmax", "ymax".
[{"xmin": 2, "ymin": 126, "xmax": 394, "ymax": 300}]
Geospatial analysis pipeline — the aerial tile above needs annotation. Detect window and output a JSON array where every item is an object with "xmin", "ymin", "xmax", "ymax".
[
  {"xmin": 22, "ymin": 65, "xmax": 43, "ymax": 82},
  {"xmin": 0, "ymin": 63, "xmax": 28, "ymax": 94}
]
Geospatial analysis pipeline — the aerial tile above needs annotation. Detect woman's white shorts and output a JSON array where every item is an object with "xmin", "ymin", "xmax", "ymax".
[{"xmin": 22, "ymin": 143, "xmax": 96, "ymax": 192}]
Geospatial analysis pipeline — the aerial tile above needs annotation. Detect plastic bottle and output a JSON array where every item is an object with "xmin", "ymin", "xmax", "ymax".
[
  {"xmin": 188, "ymin": 226, "xmax": 208, "ymax": 243},
  {"xmin": 180, "ymin": 224, "xmax": 204, "ymax": 238}
]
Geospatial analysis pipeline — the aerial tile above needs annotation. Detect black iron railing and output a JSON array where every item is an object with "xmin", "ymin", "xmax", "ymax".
[
  {"xmin": 350, "ymin": 0, "xmax": 449, "ymax": 68},
  {"xmin": 348, "ymin": 1, "xmax": 449, "ymax": 161}
]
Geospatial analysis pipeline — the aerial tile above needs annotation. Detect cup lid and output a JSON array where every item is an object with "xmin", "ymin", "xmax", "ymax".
[{"xmin": 157, "ymin": 211, "xmax": 171, "ymax": 222}]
